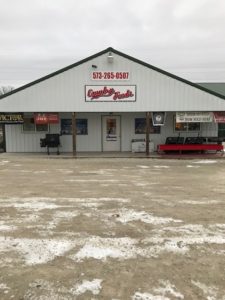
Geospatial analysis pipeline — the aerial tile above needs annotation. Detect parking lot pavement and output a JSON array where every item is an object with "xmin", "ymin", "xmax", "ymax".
[{"xmin": 0, "ymin": 155, "xmax": 225, "ymax": 299}]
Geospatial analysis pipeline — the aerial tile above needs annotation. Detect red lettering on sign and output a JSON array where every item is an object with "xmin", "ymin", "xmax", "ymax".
[{"xmin": 87, "ymin": 86, "xmax": 134, "ymax": 101}]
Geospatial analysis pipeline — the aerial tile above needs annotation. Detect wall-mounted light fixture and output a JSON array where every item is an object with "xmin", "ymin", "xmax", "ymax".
[{"xmin": 107, "ymin": 52, "xmax": 114, "ymax": 63}]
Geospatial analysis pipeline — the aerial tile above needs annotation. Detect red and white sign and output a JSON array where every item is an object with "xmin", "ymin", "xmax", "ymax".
[
  {"xmin": 85, "ymin": 85, "xmax": 136, "ymax": 102},
  {"xmin": 91, "ymin": 71, "xmax": 130, "ymax": 81},
  {"xmin": 34, "ymin": 113, "xmax": 59, "ymax": 124},
  {"xmin": 213, "ymin": 112, "xmax": 225, "ymax": 123}
]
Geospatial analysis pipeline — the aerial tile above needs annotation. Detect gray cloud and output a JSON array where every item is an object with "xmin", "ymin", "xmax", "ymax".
[{"xmin": 0, "ymin": 0, "xmax": 225, "ymax": 87}]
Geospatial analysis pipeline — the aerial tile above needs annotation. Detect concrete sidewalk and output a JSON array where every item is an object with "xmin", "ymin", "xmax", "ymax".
[{"xmin": 0, "ymin": 150, "xmax": 224, "ymax": 159}]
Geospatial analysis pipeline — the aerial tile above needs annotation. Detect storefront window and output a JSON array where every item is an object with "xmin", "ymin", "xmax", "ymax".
[
  {"xmin": 61, "ymin": 119, "xmax": 88, "ymax": 135},
  {"xmin": 135, "ymin": 118, "xmax": 161, "ymax": 134},
  {"xmin": 23, "ymin": 117, "xmax": 49, "ymax": 132},
  {"xmin": 77, "ymin": 119, "xmax": 88, "ymax": 135},
  {"xmin": 218, "ymin": 123, "xmax": 225, "ymax": 139},
  {"xmin": 36, "ymin": 124, "xmax": 49, "ymax": 132},
  {"xmin": 61, "ymin": 119, "xmax": 72, "ymax": 135},
  {"xmin": 174, "ymin": 118, "xmax": 200, "ymax": 132},
  {"xmin": 23, "ymin": 117, "xmax": 35, "ymax": 132}
]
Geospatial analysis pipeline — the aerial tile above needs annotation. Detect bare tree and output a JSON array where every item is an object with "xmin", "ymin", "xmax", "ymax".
[{"xmin": 0, "ymin": 86, "xmax": 14, "ymax": 96}]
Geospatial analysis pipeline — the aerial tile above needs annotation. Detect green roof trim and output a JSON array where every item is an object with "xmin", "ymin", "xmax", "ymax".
[{"xmin": 1, "ymin": 46, "xmax": 225, "ymax": 101}]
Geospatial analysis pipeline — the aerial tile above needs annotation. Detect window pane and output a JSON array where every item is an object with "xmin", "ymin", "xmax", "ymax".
[
  {"xmin": 175, "ymin": 122, "xmax": 187, "ymax": 131},
  {"xmin": 36, "ymin": 124, "xmax": 48, "ymax": 132},
  {"xmin": 174, "ymin": 116, "xmax": 200, "ymax": 132},
  {"xmin": 61, "ymin": 119, "xmax": 88, "ymax": 135},
  {"xmin": 135, "ymin": 118, "xmax": 160, "ymax": 134},
  {"xmin": 106, "ymin": 118, "xmax": 116, "ymax": 135},
  {"xmin": 61, "ymin": 119, "xmax": 72, "ymax": 135},
  {"xmin": 135, "ymin": 118, "xmax": 146, "ymax": 134},
  {"xmin": 23, "ymin": 118, "xmax": 35, "ymax": 132},
  {"xmin": 77, "ymin": 119, "xmax": 88, "ymax": 135},
  {"xmin": 218, "ymin": 123, "xmax": 225, "ymax": 138},
  {"xmin": 188, "ymin": 123, "xmax": 200, "ymax": 131}
]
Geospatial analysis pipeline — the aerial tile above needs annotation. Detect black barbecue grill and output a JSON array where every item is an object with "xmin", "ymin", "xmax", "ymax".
[{"xmin": 40, "ymin": 134, "xmax": 60, "ymax": 155}]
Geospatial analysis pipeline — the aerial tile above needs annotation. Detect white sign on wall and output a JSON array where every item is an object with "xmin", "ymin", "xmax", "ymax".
[
  {"xmin": 85, "ymin": 85, "xmax": 136, "ymax": 102},
  {"xmin": 176, "ymin": 112, "xmax": 213, "ymax": 123}
]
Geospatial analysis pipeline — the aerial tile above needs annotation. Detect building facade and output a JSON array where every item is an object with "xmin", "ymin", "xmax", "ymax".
[{"xmin": 0, "ymin": 47, "xmax": 225, "ymax": 153}]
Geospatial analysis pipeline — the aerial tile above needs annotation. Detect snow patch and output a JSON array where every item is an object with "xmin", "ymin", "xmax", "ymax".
[
  {"xmin": 71, "ymin": 279, "xmax": 102, "ymax": 296},
  {"xmin": 132, "ymin": 280, "xmax": 184, "ymax": 300},
  {"xmin": 181, "ymin": 200, "xmax": 220, "ymax": 205},
  {"xmin": 0, "ymin": 283, "xmax": 10, "ymax": 290},
  {"xmin": 192, "ymin": 281, "xmax": 218, "ymax": 300},
  {"xmin": 0, "ymin": 222, "xmax": 17, "ymax": 231},
  {"xmin": 137, "ymin": 165, "xmax": 150, "ymax": 169},
  {"xmin": 65, "ymin": 179, "xmax": 119, "ymax": 182},
  {"xmin": 0, "ymin": 160, "xmax": 10, "ymax": 166},
  {"xmin": 72, "ymin": 237, "xmax": 139, "ymax": 261},
  {"xmin": 0, "ymin": 237, "xmax": 75, "ymax": 265},
  {"xmin": 186, "ymin": 165, "xmax": 200, "ymax": 168},
  {"xmin": 144, "ymin": 224, "xmax": 225, "ymax": 254},
  {"xmin": 193, "ymin": 160, "xmax": 217, "ymax": 164},
  {"xmin": 154, "ymin": 280, "xmax": 184, "ymax": 299},
  {"xmin": 114, "ymin": 209, "xmax": 182, "ymax": 225},
  {"xmin": 132, "ymin": 292, "xmax": 170, "ymax": 300},
  {"xmin": 154, "ymin": 166, "xmax": 170, "ymax": 169}
]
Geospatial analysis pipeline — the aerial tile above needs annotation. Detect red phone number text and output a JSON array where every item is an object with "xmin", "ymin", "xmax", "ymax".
[{"xmin": 92, "ymin": 72, "xmax": 129, "ymax": 80}]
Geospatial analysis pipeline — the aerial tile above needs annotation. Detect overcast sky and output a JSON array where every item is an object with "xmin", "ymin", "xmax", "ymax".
[{"xmin": 0, "ymin": 0, "xmax": 225, "ymax": 88}]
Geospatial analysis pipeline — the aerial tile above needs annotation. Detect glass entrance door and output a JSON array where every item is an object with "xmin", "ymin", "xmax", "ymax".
[{"xmin": 102, "ymin": 116, "xmax": 121, "ymax": 151}]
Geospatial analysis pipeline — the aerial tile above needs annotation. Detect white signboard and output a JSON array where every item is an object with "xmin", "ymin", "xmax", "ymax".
[
  {"xmin": 91, "ymin": 71, "xmax": 130, "ymax": 80},
  {"xmin": 85, "ymin": 85, "xmax": 136, "ymax": 102},
  {"xmin": 176, "ymin": 112, "xmax": 213, "ymax": 123}
]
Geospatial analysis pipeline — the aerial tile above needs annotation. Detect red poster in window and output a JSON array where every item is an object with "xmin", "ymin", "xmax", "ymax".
[
  {"xmin": 48, "ymin": 114, "xmax": 59, "ymax": 124},
  {"xmin": 34, "ymin": 113, "xmax": 59, "ymax": 124},
  {"xmin": 34, "ymin": 114, "xmax": 48, "ymax": 124}
]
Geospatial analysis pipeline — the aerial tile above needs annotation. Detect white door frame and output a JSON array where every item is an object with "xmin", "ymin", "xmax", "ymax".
[{"xmin": 101, "ymin": 115, "xmax": 121, "ymax": 151}]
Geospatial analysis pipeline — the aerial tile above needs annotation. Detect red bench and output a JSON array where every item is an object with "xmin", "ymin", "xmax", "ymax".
[{"xmin": 157, "ymin": 144, "xmax": 223, "ymax": 154}]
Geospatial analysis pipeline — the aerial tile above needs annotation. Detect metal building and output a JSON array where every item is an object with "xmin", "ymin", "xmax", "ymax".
[{"xmin": 0, "ymin": 47, "xmax": 225, "ymax": 154}]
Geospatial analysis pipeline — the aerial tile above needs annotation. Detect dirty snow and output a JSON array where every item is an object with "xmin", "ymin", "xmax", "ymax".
[
  {"xmin": 181, "ymin": 200, "xmax": 221, "ymax": 205},
  {"xmin": 132, "ymin": 292, "xmax": 170, "ymax": 300},
  {"xmin": 153, "ymin": 166, "xmax": 170, "ymax": 169},
  {"xmin": 193, "ymin": 160, "xmax": 217, "ymax": 164},
  {"xmin": 144, "ymin": 223, "xmax": 225, "ymax": 254},
  {"xmin": 0, "ymin": 223, "xmax": 17, "ymax": 231},
  {"xmin": 154, "ymin": 281, "xmax": 184, "ymax": 299},
  {"xmin": 71, "ymin": 279, "xmax": 102, "ymax": 296},
  {"xmin": 186, "ymin": 165, "xmax": 200, "ymax": 168},
  {"xmin": 0, "ymin": 283, "xmax": 10, "ymax": 291},
  {"xmin": 191, "ymin": 281, "xmax": 218, "ymax": 300},
  {"xmin": 113, "ymin": 209, "xmax": 182, "ymax": 225},
  {"xmin": 132, "ymin": 281, "xmax": 184, "ymax": 300},
  {"xmin": 0, "ymin": 237, "xmax": 75, "ymax": 265},
  {"xmin": 73, "ymin": 237, "xmax": 139, "ymax": 261},
  {"xmin": 65, "ymin": 179, "xmax": 119, "ymax": 182}
]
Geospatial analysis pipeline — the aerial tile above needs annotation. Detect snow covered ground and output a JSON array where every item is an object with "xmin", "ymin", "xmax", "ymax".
[{"xmin": 0, "ymin": 155, "xmax": 225, "ymax": 299}]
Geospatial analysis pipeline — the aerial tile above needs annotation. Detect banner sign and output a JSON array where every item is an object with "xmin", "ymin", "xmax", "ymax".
[
  {"xmin": 0, "ymin": 114, "xmax": 24, "ymax": 124},
  {"xmin": 213, "ymin": 112, "xmax": 225, "ymax": 123},
  {"xmin": 91, "ymin": 71, "xmax": 130, "ymax": 81},
  {"xmin": 85, "ymin": 85, "xmax": 136, "ymax": 102},
  {"xmin": 152, "ymin": 112, "xmax": 166, "ymax": 126},
  {"xmin": 176, "ymin": 112, "xmax": 213, "ymax": 123},
  {"xmin": 34, "ymin": 113, "xmax": 59, "ymax": 124}
]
